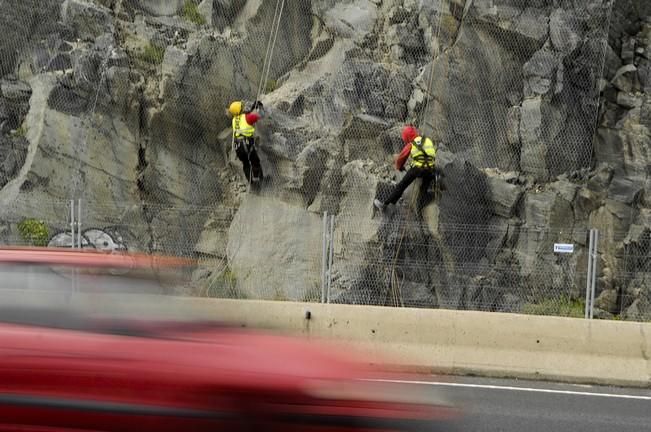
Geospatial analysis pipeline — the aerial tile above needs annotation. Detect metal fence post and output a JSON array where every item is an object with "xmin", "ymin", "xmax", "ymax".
[
  {"xmin": 585, "ymin": 229, "xmax": 593, "ymax": 319},
  {"xmin": 326, "ymin": 214, "xmax": 335, "ymax": 304},
  {"xmin": 69, "ymin": 199, "xmax": 76, "ymax": 300},
  {"xmin": 589, "ymin": 230, "xmax": 599, "ymax": 319},
  {"xmin": 70, "ymin": 199, "xmax": 76, "ymax": 249},
  {"xmin": 584, "ymin": 229, "xmax": 599, "ymax": 319},
  {"xmin": 321, "ymin": 211, "xmax": 328, "ymax": 303},
  {"xmin": 77, "ymin": 198, "xmax": 82, "ymax": 250}
]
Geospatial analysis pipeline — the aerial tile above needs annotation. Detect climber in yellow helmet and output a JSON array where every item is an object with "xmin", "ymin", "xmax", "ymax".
[{"xmin": 227, "ymin": 99, "xmax": 264, "ymax": 184}]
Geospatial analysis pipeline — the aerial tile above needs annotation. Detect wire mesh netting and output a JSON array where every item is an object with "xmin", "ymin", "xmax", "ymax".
[
  {"xmin": 331, "ymin": 213, "xmax": 587, "ymax": 317},
  {"xmin": 0, "ymin": 0, "xmax": 649, "ymax": 320},
  {"xmin": 595, "ymin": 226, "xmax": 651, "ymax": 321}
]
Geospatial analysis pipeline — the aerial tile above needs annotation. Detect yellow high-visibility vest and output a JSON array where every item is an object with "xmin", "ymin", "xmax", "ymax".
[
  {"xmin": 409, "ymin": 136, "xmax": 436, "ymax": 168},
  {"xmin": 232, "ymin": 114, "xmax": 255, "ymax": 138}
]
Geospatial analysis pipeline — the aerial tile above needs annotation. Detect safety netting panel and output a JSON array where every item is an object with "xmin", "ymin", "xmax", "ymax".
[
  {"xmin": 330, "ymin": 213, "xmax": 588, "ymax": 316},
  {"xmin": 0, "ymin": 0, "xmax": 296, "ymax": 300},
  {"xmin": 1, "ymin": 0, "xmax": 638, "ymax": 320},
  {"xmin": 421, "ymin": 1, "xmax": 614, "ymax": 178},
  {"xmin": 596, "ymin": 225, "xmax": 651, "ymax": 321},
  {"xmin": 293, "ymin": 0, "xmax": 617, "ymax": 315}
]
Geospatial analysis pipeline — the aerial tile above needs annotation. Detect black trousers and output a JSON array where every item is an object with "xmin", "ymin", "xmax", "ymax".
[
  {"xmin": 384, "ymin": 166, "xmax": 436, "ymax": 206},
  {"xmin": 234, "ymin": 137, "xmax": 263, "ymax": 182}
]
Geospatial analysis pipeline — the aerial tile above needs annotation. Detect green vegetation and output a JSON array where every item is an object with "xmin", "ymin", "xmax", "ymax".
[
  {"xmin": 219, "ymin": 268, "xmax": 237, "ymax": 287},
  {"xmin": 522, "ymin": 296, "xmax": 585, "ymax": 318},
  {"xmin": 17, "ymin": 218, "xmax": 49, "ymax": 246},
  {"xmin": 12, "ymin": 124, "xmax": 28, "ymax": 138},
  {"xmin": 265, "ymin": 79, "xmax": 278, "ymax": 93},
  {"xmin": 138, "ymin": 44, "xmax": 165, "ymax": 65},
  {"xmin": 182, "ymin": 0, "xmax": 206, "ymax": 26}
]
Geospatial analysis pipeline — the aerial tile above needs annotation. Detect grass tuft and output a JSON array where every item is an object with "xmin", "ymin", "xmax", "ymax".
[
  {"xmin": 521, "ymin": 296, "xmax": 585, "ymax": 318},
  {"xmin": 182, "ymin": 0, "xmax": 206, "ymax": 26},
  {"xmin": 138, "ymin": 44, "xmax": 165, "ymax": 65}
]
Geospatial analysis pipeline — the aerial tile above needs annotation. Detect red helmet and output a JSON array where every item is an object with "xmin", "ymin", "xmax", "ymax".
[{"xmin": 401, "ymin": 125, "xmax": 419, "ymax": 144}]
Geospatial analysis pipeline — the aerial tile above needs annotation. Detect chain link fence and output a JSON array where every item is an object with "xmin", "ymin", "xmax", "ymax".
[
  {"xmin": 0, "ymin": 194, "xmax": 642, "ymax": 320},
  {"xmin": 593, "ymin": 226, "xmax": 651, "ymax": 321}
]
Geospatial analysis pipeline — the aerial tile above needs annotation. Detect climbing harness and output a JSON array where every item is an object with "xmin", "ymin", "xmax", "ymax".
[
  {"xmin": 410, "ymin": 136, "xmax": 437, "ymax": 168},
  {"xmin": 232, "ymin": 113, "xmax": 255, "ymax": 139}
]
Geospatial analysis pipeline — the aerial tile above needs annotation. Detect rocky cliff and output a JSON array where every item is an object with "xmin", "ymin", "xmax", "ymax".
[{"xmin": 0, "ymin": 0, "xmax": 649, "ymax": 319}]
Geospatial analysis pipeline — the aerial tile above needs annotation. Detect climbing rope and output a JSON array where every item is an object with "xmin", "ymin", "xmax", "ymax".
[
  {"xmin": 224, "ymin": 0, "xmax": 287, "ymax": 287},
  {"xmin": 387, "ymin": 229, "xmax": 407, "ymax": 307},
  {"xmin": 237, "ymin": 0, "xmax": 286, "ymax": 194},
  {"xmin": 419, "ymin": 0, "xmax": 445, "ymax": 131},
  {"xmin": 387, "ymin": 1, "xmax": 446, "ymax": 305},
  {"xmin": 421, "ymin": 0, "xmax": 446, "ymax": 200},
  {"xmin": 255, "ymin": 0, "xmax": 286, "ymax": 103}
]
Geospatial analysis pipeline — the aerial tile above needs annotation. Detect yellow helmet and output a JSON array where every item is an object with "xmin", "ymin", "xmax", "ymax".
[{"xmin": 228, "ymin": 101, "xmax": 243, "ymax": 116}]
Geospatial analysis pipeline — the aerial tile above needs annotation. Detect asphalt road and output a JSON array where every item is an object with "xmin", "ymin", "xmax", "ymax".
[{"xmin": 392, "ymin": 376, "xmax": 651, "ymax": 432}]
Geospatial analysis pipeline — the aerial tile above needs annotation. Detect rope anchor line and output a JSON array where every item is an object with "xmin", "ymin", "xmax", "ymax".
[
  {"xmin": 255, "ymin": 0, "xmax": 286, "ymax": 102},
  {"xmin": 388, "ymin": 0, "xmax": 445, "ymax": 305},
  {"xmin": 419, "ymin": 0, "xmax": 445, "ymax": 131}
]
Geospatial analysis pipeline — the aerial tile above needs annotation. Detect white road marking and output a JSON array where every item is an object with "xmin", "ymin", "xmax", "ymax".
[{"xmin": 369, "ymin": 379, "xmax": 651, "ymax": 401}]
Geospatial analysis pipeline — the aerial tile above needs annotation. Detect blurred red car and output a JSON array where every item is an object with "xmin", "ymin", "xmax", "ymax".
[{"xmin": 0, "ymin": 248, "xmax": 461, "ymax": 431}]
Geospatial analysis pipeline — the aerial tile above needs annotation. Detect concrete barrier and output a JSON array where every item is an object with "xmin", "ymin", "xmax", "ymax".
[
  {"xmin": 3, "ymin": 293, "xmax": 650, "ymax": 387},
  {"xmin": 167, "ymin": 299, "xmax": 651, "ymax": 388}
]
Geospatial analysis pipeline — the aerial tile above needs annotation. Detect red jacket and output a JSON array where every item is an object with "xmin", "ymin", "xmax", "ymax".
[{"xmin": 395, "ymin": 143, "xmax": 412, "ymax": 170}]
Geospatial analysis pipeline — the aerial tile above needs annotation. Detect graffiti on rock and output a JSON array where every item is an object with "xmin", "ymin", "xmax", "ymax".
[{"xmin": 48, "ymin": 227, "xmax": 128, "ymax": 252}]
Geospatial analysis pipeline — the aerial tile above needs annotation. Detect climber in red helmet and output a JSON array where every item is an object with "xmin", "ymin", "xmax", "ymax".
[{"xmin": 374, "ymin": 125, "xmax": 438, "ymax": 212}]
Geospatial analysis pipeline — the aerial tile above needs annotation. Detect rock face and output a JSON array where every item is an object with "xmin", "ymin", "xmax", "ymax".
[
  {"xmin": 227, "ymin": 196, "xmax": 323, "ymax": 300},
  {"xmin": 136, "ymin": 0, "xmax": 185, "ymax": 17},
  {"xmin": 0, "ymin": 135, "xmax": 28, "ymax": 190},
  {"xmin": 484, "ymin": 171, "xmax": 524, "ymax": 218},
  {"xmin": 0, "ymin": 0, "xmax": 649, "ymax": 319},
  {"xmin": 62, "ymin": 0, "xmax": 115, "ymax": 41},
  {"xmin": 0, "ymin": 78, "xmax": 32, "ymax": 134},
  {"xmin": 0, "ymin": 0, "xmax": 65, "ymax": 76}
]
